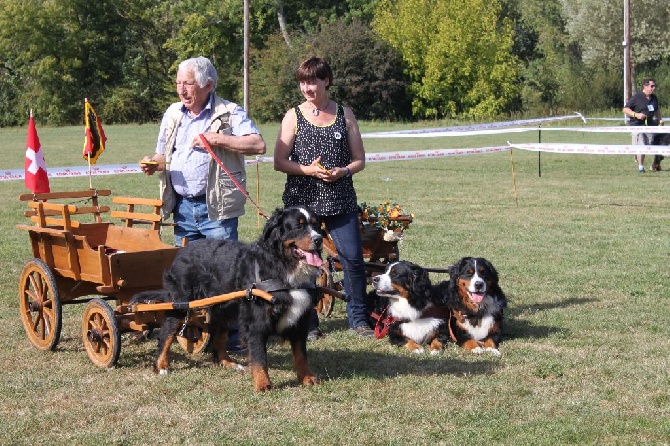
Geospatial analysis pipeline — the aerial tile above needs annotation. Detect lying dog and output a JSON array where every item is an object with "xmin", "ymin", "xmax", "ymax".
[
  {"xmin": 131, "ymin": 206, "xmax": 323, "ymax": 391},
  {"xmin": 370, "ymin": 261, "xmax": 450, "ymax": 354},
  {"xmin": 443, "ymin": 257, "xmax": 507, "ymax": 355}
]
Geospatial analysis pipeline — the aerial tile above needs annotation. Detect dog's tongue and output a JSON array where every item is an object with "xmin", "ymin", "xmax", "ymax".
[
  {"xmin": 297, "ymin": 249, "xmax": 322, "ymax": 267},
  {"xmin": 471, "ymin": 292, "xmax": 485, "ymax": 303}
]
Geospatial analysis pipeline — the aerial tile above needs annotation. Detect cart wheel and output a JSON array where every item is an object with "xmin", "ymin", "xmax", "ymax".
[
  {"xmin": 81, "ymin": 298, "xmax": 121, "ymax": 368},
  {"xmin": 19, "ymin": 258, "xmax": 62, "ymax": 351},
  {"xmin": 177, "ymin": 308, "xmax": 211, "ymax": 354},
  {"xmin": 316, "ymin": 265, "xmax": 338, "ymax": 318}
]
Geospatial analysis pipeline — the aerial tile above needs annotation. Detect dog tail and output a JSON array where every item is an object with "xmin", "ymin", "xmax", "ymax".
[{"xmin": 129, "ymin": 289, "xmax": 169, "ymax": 305}]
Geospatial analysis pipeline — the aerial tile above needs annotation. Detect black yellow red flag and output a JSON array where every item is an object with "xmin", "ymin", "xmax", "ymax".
[{"xmin": 82, "ymin": 99, "xmax": 107, "ymax": 164}]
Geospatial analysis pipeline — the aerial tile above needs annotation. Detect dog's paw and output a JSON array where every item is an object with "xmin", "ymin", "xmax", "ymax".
[
  {"xmin": 429, "ymin": 349, "xmax": 441, "ymax": 356},
  {"xmin": 471, "ymin": 346, "xmax": 484, "ymax": 354},
  {"xmin": 411, "ymin": 347, "xmax": 425, "ymax": 354},
  {"xmin": 485, "ymin": 347, "xmax": 501, "ymax": 356},
  {"xmin": 157, "ymin": 368, "xmax": 169, "ymax": 375},
  {"xmin": 301, "ymin": 375, "xmax": 320, "ymax": 386},
  {"xmin": 219, "ymin": 359, "xmax": 245, "ymax": 371}
]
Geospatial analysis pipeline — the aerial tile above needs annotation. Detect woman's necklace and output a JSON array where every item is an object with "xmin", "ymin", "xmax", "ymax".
[{"xmin": 312, "ymin": 100, "xmax": 330, "ymax": 116}]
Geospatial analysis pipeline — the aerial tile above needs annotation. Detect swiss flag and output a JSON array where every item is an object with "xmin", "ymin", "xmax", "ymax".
[{"xmin": 24, "ymin": 115, "xmax": 50, "ymax": 194}]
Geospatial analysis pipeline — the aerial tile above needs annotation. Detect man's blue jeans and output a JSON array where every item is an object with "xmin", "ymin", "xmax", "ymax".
[
  {"xmin": 173, "ymin": 195, "xmax": 238, "ymax": 247},
  {"xmin": 322, "ymin": 211, "xmax": 369, "ymax": 329}
]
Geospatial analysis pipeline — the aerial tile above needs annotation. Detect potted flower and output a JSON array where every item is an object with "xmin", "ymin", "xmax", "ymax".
[{"xmin": 359, "ymin": 201, "xmax": 413, "ymax": 242}]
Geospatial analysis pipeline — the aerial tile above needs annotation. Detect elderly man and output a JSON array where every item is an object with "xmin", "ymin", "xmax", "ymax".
[{"xmin": 141, "ymin": 56, "xmax": 266, "ymax": 245}]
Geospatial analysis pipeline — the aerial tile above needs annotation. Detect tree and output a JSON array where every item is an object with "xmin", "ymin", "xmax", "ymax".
[
  {"xmin": 373, "ymin": 0, "xmax": 520, "ymax": 119},
  {"xmin": 0, "ymin": 0, "xmax": 129, "ymax": 124},
  {"xmin": 249, "ymin": 20, "xmax": 411, "ymax": 122},
  {"xmin": 561, "ymin": 0, "xmax": 670, "ymax": 89}
]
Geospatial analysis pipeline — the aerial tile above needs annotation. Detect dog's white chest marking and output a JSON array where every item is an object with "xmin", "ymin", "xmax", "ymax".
[
  {"xmin": 401, "ymin": 318, "xmax": 442, "ymax": 344},
  {"xmin": 276, "ymin": 289, "xmax": 312, "ymax": 332},
  {"xmin": 388, "ymin": 298, "xmax": 421, "ymax": 320},
  {"xmin": 463, "ymin": 314, "xmax": 495, "ymax": 341}
]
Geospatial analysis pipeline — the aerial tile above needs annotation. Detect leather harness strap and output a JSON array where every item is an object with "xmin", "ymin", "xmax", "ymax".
[{"xmin": 370, "ymin": 306, "xmax": 400, "ymax": 339}]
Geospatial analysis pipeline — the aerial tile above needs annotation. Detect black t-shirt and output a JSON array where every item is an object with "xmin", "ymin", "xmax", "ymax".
[{"xmin": 626, "ymin": 92, "xmax": 660, "ymax": 126}]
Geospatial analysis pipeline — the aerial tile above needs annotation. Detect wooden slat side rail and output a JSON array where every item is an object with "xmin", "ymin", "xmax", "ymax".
[
  {"xmin": 112, "ymin": 196, "xmax": 163, "ymax": 207},
  {"xmin": 19, "ymin": 189, "xmax": 112, "ymax": 201},
  {"xmin": 112, "ymin": 196, "xmax": 163, "ymax": 230},
  {"xmin": 110, "ymin": 211, "xmax": 161, "ymax": 223},
  {"xmin": 24, "ymin": 205, "xmax": 110, "ymax": 218}
]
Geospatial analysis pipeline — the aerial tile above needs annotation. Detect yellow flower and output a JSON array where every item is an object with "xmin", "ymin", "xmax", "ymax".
[{"xmin": 359, "ymin": 201, "xmax": 412, "ymax": 232}]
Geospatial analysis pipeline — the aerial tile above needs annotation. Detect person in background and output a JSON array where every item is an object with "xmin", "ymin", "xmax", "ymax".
[
  {"xmin": 274, "ymin": 56, "xmax": 374, "ymax": 339},
  {"xmin": 141, "ymin": 56, "xmax": 266, "ymax": 350},
  {"xmin": 623, "ymin": 78, "xmax": 664, "ymax": 173}
]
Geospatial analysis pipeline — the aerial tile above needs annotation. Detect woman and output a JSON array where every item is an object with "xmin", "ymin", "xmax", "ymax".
[{"xmin": 274, "ymin": 56, "xmax": 373, "ymax": 338}]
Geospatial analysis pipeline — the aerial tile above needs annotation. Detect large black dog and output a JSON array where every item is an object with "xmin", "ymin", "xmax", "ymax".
[
  {"xmin": 444, "ymin": 257, "xmax": 507, "ymax": 355},
  {"xmin": 131, "ymin": 206, "xmax": 323, "ymax": 391},
  {"xmin": 370, "ymin": 261, "xmax": 450, "ymax": 354}
]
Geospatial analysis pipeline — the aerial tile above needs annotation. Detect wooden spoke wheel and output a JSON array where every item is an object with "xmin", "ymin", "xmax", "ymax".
[
  {"xmin": 19, "ymin": 258, "xmax": 62, "ymax": 351},
  {"xmin": 316, "ymin": 260, "xmax": 343, "ymax": 318},
  {"xmin": 81, "ymin": 298, "xmax": 121, "ymax": 368},
  {"xmin": 177, "ymin": 308, "xmax": 211, "ymax": 354}
]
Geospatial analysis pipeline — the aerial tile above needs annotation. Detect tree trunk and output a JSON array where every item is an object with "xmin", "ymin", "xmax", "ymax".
[{"xmin": 276, "ymin": 0, "xmax": 292, "ymax": 48}]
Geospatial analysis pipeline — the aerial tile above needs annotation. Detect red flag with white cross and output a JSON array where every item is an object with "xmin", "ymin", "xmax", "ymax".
[{"xmin": 24, "ymin": 112, "xmax": 50, "ymax": 194}]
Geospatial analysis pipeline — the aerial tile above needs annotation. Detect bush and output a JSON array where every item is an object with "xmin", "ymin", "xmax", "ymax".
[{"xmin": 249, "ymin": 20, "xmax": 412, "ymax": 123}]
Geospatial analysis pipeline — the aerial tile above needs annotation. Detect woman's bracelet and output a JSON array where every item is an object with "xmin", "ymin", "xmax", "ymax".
[{"xmin": 345, "ymin": 167, "xmax": 352, "ymax": 177}]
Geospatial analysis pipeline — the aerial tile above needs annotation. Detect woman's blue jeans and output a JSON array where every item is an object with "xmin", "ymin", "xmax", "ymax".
[{"xmin": 322, "ymin": 211, "xmax": 369, "ymax": 329}]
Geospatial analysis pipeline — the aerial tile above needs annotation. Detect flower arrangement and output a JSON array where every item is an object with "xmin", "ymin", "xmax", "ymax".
[{"xmin": 359, "ymin": 201, "xmax": 413, "ymax": 240}]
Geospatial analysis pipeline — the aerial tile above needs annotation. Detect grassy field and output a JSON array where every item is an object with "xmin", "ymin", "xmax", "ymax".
[{"xmin": 1, "ymin": 117, "xmax": 669, "ymax": 444}]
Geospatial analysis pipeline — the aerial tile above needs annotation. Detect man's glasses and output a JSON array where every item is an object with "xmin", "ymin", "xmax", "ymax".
[{"xmin": 647, "ymin": 84, "xmax": 656, "ymax": 88}]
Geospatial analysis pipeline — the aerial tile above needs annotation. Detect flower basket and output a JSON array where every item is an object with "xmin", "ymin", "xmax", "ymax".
[{"xmin": 358, "ymin": 201, "xmax": 413, "ymax": 260}]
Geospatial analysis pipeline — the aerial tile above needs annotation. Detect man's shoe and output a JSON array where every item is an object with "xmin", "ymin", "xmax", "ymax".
[
  {"xmin": 351, "ymin": 325, "xmax": 375, "ymax": 338},
  {"xmin": 307, "ymin": 328, "xmax": 323, "ymax": 342},
  {"xmin": 639, "ymin": 166, "xmax": 646, "ymax": 173}
]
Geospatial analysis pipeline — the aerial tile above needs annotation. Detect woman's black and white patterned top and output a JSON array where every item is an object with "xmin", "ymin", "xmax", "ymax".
[{"xmin": 282, "ymin": 103, "xmax": 358, "ymax": 216}]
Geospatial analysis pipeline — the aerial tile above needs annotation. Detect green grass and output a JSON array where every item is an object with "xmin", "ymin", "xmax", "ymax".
[{"xmin": 1, "ymin": 117, "xmax": 670, "ymax": 444}]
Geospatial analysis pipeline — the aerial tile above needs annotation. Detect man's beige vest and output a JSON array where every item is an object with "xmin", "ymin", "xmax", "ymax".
[{"xmin": 158, "ymin": 96, "xmax": 248, "ymax": 221}]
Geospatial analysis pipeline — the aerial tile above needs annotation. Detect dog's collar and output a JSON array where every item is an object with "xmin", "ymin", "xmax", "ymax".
[{"xmin": 370, "ymin": 306, "xmax": 400, "ymax": 339}]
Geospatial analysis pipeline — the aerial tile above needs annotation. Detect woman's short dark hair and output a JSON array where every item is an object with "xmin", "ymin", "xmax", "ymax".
[{"xmin": 296, "ymin": 57, "xmax": 333, "ymax": 89}]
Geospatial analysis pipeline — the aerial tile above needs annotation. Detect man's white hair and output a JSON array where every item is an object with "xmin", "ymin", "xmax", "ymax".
[{"xmin": 178, "ymin": 56, "xmax": 218, "ymax": 90}]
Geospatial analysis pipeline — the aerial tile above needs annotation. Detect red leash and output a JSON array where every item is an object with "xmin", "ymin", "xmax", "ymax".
[
  {"xmin": 198, "ymin": 134, "xmax": 268, "ymax": 219},
  {"xmin": 370, "ymin": 306, "xmax": 399, "ymax": 339}
]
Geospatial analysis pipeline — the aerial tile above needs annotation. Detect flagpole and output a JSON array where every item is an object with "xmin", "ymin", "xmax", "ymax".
[{"xmin": 85, "ymin": 98, "xmax": 93, "ymax": 189}]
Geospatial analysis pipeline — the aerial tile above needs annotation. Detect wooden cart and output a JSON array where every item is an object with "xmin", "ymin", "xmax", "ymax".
[
  {"xmin": 16, "ymin": 189, "xmax": 275, "ymax": 368},
  {"xmin": 316, "ymin": 214, "xmax": 413, "ymax": 317}
]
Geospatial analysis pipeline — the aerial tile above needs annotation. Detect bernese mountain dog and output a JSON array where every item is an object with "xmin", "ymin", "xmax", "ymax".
[
  {"xmin": 131, "ymin": 206, "xmax": 323, "ymax": 392},
  {"xmin": 370, "ymin": 261, "xmax": 450, "ymax": 354},
  {"xmin": 444, "ymin": 257, "xmax": 507, "ymax": 355}
]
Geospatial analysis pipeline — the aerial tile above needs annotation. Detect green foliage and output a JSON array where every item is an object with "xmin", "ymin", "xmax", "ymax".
[
  {"xmin": 250, "ymin": 20, "xmax": 411, "ymax": 123},
  {"xmin": 307, "ymin": 19, "xmax": 412, "ymax": 121},
  {"xmin": 373, "ymin": 0, "xmax": 521, "ymax": 119},
  {"xmin": 249, "ymin": 33, "xmax": 306, "ymax": 122}
]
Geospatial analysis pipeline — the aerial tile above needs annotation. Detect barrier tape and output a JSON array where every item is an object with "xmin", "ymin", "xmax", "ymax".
[
  {"xmin": 362, "ymin": 113, "xmax": 586, "ymax": 137},
  {"xmin": 1, "ymin": 147, "xmax": 512, "ymax": 181},
  {"xmin": 3, "ymin": 113, "xmax": 668, "ymax": 182},
  {"xmin": 363, "ymin": 125, "xmax": 669, "ymax": 138},
  {"xmin": 507, "ymin": 142, "xmax": 670, "ymax": 156}
]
